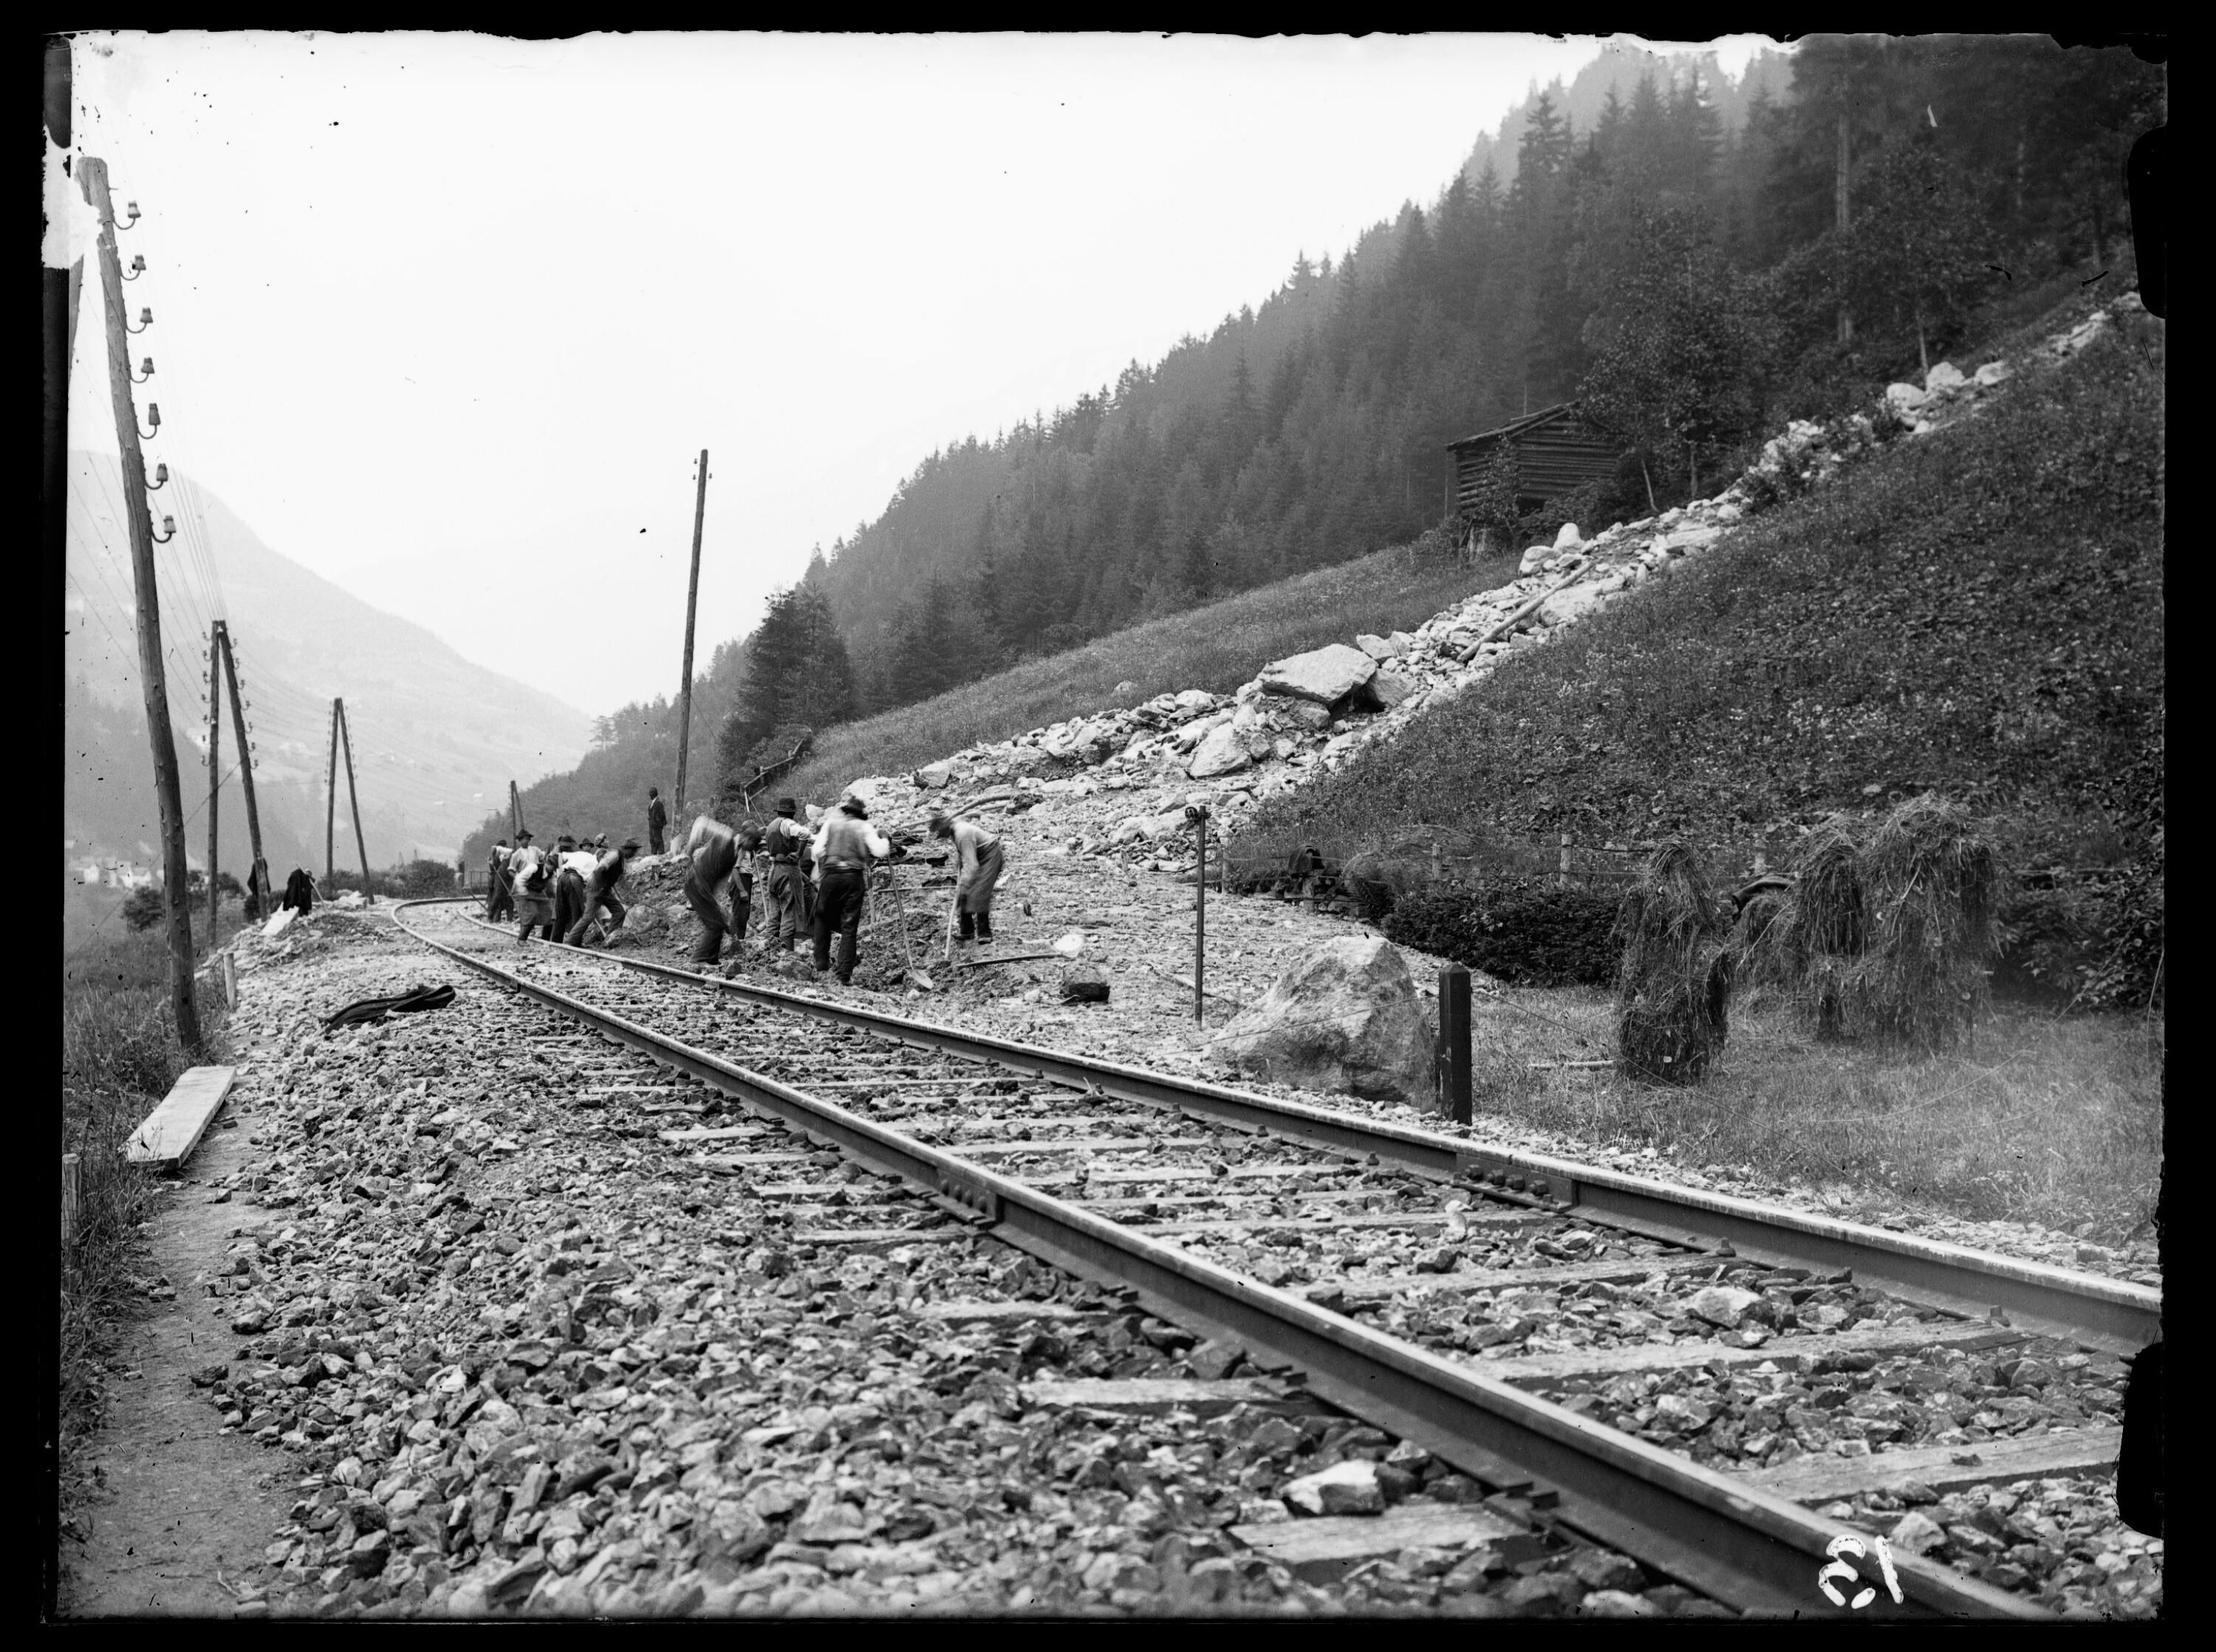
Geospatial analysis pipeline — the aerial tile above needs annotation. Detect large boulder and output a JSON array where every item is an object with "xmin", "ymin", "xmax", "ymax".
[
  {"xmin": 1215, "ymin": 936, "xmax": 1434, "ymax": 1105},
  {"xmin": 1258, "ymin": 644, "xmax": 1377, "ymax": 708},
  {"xmin": 1553, "ymin": 521, "xmax": 1583, "ymax": 550},
  {"xmin": 1186, "ymin": 722, "xmax": 1253, "ymax": 780},
  {"xmin": 1536, "ymin": 582, "xmax": 1611, "ymax": 628},
  {"xmin": 1923, "ymin": 360, "xmax": 1966, "ymax": 394},
  {"xmin": 1253, "ymin": 693, "xmax": 1332, "ymax": 731}
]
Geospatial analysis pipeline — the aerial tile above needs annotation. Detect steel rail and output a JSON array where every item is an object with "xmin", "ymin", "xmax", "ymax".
[
  {"xmin": 394, "ymin": 899, "xmax": 2043, "ymax": 1619},
  {"xmin": 414, "ymin": 899, "xmax": 2156, "ymax": 1356}
]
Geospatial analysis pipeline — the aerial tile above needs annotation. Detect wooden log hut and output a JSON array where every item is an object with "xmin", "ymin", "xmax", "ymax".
[{"xmin": 1447, "ymin": 402, "xmax": 1625, "ymax": 517}]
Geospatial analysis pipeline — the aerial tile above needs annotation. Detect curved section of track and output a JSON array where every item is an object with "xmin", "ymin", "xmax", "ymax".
[{"xmin": 394, "ymin": 899, "xmax": 2112, "ymax": 1619}]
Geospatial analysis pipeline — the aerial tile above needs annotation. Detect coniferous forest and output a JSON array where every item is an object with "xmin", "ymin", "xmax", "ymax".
[{"xmin": 479, "ymin": 35, "xmax": 2160, "ymax": 856}]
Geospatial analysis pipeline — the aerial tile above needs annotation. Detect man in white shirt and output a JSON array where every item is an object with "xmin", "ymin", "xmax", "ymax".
[
  {"xmin": 567, "ymin": 837, "xmax": 638, "ymax": 947},
  {"xmin": 506, "ymin": 830, "xmax": 555, "ymax": 945},
  {"xmin": 551, "ymin": 834, "xmax": 595, "ymax": 942},
  {"xmin": 809, "ymin": 796, "xmax": 893, "ymax": 984}
]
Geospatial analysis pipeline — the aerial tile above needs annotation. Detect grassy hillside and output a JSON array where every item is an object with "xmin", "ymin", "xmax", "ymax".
[
  {"xmin": 1234, "ymin": 310, "xmax": 2164, "ymax": 871},
  {"xmin": 779, "ymin": 541, "xmax": 1508, "ymax": 804}
]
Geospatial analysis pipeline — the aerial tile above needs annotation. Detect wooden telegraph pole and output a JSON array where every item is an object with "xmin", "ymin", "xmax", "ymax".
[
  {"xmin": 338, "ymin": 698, "xmax": 372, "ymax": 902},
  {"xmin": 83, "ymin": 159, "xmax": 199, "ymax": 1050},
  {"xmin": 205, "ymin": 626, "xmax": 222, "ymax": 933},
  {"xmin": 509, "ymin": 779, "xmax": 522, "ymax": 841},
  {"xmin": 326, "ymin": 698, "xmax": 340, "ymax": 886},
  {"xmin": 215, "ymin": 624, "xmax": 267, "ymax": 916},
  {"xmin": 673, "ymin": 449, "xmax": 708, "ymax": 822}
]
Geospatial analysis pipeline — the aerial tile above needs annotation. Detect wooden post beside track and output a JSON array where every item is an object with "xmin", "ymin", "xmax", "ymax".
[
  {"xmin": 1186, "ymin": 804, "xmax": 1211, "ymax": 1025},
  {"xmin": 1437, "ymin": 964, "xmax": 1472, "ymax": 1125}
]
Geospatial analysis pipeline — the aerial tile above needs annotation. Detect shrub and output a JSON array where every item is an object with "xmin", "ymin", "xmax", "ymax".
[
  {"xmin": 120, "ymin": 886, "xmax": 163, "ymax": 931},
  {"xmin": 1381, "ymin": 875, "xmax": 1619, "ymax": 988}
]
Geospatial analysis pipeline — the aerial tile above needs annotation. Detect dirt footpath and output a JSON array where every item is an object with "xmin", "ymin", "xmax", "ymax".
[{"xmin": 62, "ymin": 1088, "xmax": 295, "ymax": 1618}]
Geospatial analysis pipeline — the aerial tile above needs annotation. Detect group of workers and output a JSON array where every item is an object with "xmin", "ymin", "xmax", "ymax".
[
  {"xmin": 683, "ymin": 795, "xmax": 1006, "ymax": 986},
  {"xmin": 485, "ymin": 829, "xmax": 639, "ymax": 950},
  {"xmin": 480, "ymin": 786, "xmax": 1006, "ymax": 988}
]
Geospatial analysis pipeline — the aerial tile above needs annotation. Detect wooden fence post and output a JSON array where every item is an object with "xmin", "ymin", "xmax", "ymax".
[
  {"xmin": 1437, "ymin": 966, "xmax": 1472, "ymax": 1125},
  {"xmin": 220, "ymin": 950, "xmax": 238, "ymax": 1010},
  {"xmin": 62, "ymin": 1153, "xmax": 81, "ymax": 1247},
  {"xmin": 1559, "ymin": 832, "xmax": 1572, "ymax": 889}
]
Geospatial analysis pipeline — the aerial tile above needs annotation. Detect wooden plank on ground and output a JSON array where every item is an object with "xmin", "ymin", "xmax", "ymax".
[
  {"xmin": 1739, "ymin": 1427, "xmax": 2121, "ymax": 1504},
  {"xmin": 1022, "ymin": 1377, "xmax": 1310, "ymax": 1417},
  {"xmin": 1479, "ymin": 1321, "xmax": 2022, "ymax": 1389},
  {"xmin": 1230, "ymin": 1504, "xmax": 1528, "ymax": 1581},
  {"xmin": 129, "ymin": 1066, "xmax": 237, "ymax": 1170}
]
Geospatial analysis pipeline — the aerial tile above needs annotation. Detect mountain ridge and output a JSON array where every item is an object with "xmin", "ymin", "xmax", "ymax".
[{"xmin": 64, "ymin": 449, "xmax": 595, "ymax": 874}]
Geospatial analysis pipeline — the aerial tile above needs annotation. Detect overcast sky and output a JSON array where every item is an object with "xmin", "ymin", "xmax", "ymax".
[{"xmin": 64, "ymin": 31, "xmax": 1771, "ymax": 720}]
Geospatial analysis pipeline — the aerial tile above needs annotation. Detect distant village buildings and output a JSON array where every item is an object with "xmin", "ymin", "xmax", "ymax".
[{"xmin": 73, "ymin": 857, "xmax": 157, "ymax": 889}]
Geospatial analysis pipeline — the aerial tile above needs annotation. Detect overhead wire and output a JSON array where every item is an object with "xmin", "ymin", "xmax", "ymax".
[{"xmin": 84, "ymin": 457, "xmax": 214, "ymax": 711}]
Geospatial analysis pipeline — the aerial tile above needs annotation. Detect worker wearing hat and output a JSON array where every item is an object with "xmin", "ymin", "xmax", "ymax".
[
  {"xmin": 760, "ymin": 797, "xmax": 811, "ymax": 954},
  {"xmin": 567, "ymin": 837, "xmax": 640, "ymax": 947},
  {"xmin": 506, "ymin": 829, "xmax": 555, "ymax": 945},
  {"xmin": 929, "ymin": 806, "xmax": 1006, "ymax": 948},
  {"xmin": 809, "ymin": 795, "xmax": 893, "ymax": 984}
]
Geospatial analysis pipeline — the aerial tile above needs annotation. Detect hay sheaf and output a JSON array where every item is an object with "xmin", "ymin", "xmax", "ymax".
[
  {"xmin": 1613, "ymin": 841, "xmax": 1733, "ymax": 1086},
  {"xmin": 1846, "ymin": 793, "xmax": 2003, "ymax": 1049},
  {"xmin": 1742, "ymin": 796, "xmax": 2004, "ymax": 1052}
]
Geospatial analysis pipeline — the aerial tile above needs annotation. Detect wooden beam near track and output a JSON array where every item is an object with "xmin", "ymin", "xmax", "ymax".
[
  {"xmin": 1741, "ymin": 1428, "xmax": 2121, "ymax": 1504},
  {"xmin": 128, "ymin": 1065, "xmax": 236, "ymax": 1170}
]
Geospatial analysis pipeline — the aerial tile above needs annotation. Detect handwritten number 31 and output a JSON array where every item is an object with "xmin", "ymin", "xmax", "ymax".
[{"xmin": 1819, "ymin": 1535, "xmax": 1904, "ymax": 1609}]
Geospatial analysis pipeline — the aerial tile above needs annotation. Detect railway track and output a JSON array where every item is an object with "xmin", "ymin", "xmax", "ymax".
[{"xmin": 392, "ymin": 897, "xmax": 2157, "ymax": 1619}]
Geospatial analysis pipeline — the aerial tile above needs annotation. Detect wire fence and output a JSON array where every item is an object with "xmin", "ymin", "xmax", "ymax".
[{"xmin": 1218, "ymin": 830, "xmax": 1788, "ymax": 911}]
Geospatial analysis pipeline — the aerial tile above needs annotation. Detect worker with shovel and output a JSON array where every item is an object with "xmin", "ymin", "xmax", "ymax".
[
  {"xmin": 928, "ymin": 807, "xmax": 1005, "ymax": 951},
  {"xmin": 760, "ymin": 798, "xmax": 812, "ymax": 955}
]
